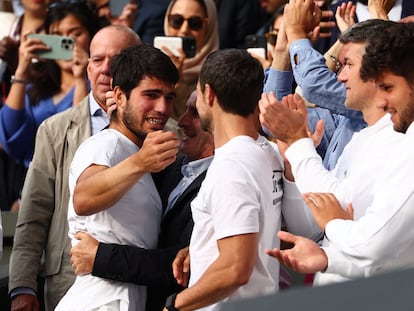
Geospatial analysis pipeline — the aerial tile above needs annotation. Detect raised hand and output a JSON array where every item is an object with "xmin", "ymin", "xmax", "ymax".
[
  {"xmin": 266, "ymin": 230, "xmax": 328, "ymax": 274},
  {"xmin": 335, "ymin": 1, "xmax": 356, "ymax": 33}
]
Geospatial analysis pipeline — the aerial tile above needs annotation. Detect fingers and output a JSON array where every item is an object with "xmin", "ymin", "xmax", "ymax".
[
  {"xmin": 346, "ymin": 202, "xmax": 354, "ymax": 219},
  {"xmin": 173, "ymin": 247, "xmax": 190, "ymax": 286},
  {"xmin": 312, "ymin": 119, "xmax": 325, "ymax": 147},
  {"xmin": 277, "ymin": 230, "xmax": 298, "ymax": 245}
]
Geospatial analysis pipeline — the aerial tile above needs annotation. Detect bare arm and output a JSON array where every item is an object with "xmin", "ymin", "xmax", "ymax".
[
  {"xmin": 73, "ymin": 130, "xmax": 179, "ymax": 215},
  {"xmin": 171, "ymin": 233, "xmax": 258, "ymax": 311}
]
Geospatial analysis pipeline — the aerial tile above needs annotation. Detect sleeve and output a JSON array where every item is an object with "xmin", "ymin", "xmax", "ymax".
[
  {"xmin": 92, "ymin": 243, "xmax": 180, "ymax": 288},
  {"xmin": 0, "ymin": 100, "xmax": 37, "ymax": 164},
  {"xmin": 323, "ymin": 156, "xmax": 414, "ymax": 278},
  {"xmin": 8, "ymin": 121, "xmax": 57, "ymax": 293},
  {"xmin": 263, "ymin": 68, "xmax": 293, "ymax": 101},
  {"xmin": 281, "ymin": 177, "xmax": 322, "ymax": 241},
  {"xmin": 285, "ymin": 137, "xmax": 352, "ymax": 208},
  {"xmin": 289, "ymin": 39, "xmax": 363, "ymax": 120}
]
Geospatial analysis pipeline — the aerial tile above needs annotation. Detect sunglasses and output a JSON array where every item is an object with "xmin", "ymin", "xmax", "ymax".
[
  {"xmin": 168, "ymin": 14, "xmax": 206, "ymax": 31},
  {"xmin": 264, "ymin": 31, "xmax": 278, "ymax": 46}
]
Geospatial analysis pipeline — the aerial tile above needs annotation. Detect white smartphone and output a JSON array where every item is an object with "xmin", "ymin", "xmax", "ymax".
[
  {"xmin": 110, "ymin": 0, "xmax": 129, "ymax": 16},
  {"xmin": 153, "ymin": 36, "xmax": 196, "ymax": 58},
  {"xmin": 247, "ymin": 47, "xmax": 266, "ymax": 59},
  {"xmin": 27, "ymin": 34, "xmax": 74, "ymax": 60}
]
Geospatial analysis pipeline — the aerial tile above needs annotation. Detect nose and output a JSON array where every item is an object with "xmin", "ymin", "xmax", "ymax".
[
  {"xmin": 155, "ymin": 97, "xmax": 172, "ymax": 115},
  {"xmin": 373, "ymin": 89, "xmax": 388, "ymax": 110},
  {"xmin": 178, "ymin": 21, "xmax": 192, "ymax": 36},
  {"xmin": 337, "ymin": 66, "xmax": 347, "ymax": 83},
  {"xmin": 101, "ymin": 57, "xmax": 111, "ymax": 75}
]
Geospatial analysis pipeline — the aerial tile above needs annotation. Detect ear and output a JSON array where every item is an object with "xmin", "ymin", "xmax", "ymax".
[
  {"xmin": 204, "ymin": 83, "xmax": 216, "ymax": 108},
  {"xmin": 113, "ymin": 85, "xmax": 126, "ymax": 106}
]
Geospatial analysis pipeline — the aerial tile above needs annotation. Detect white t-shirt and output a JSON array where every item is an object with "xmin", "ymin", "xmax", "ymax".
[
  {"xmin": 56, "ymin": 129, "xmax": 162, "ymax": 311},
  {"xmin": 189, "ymin": 135, "xmax": 283, "ymax": 311}
]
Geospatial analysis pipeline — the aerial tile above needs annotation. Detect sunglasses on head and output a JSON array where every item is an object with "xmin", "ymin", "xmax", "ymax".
[{"xmin": 168, "ymin": 14, "xmax": 205, "ymax": 31}]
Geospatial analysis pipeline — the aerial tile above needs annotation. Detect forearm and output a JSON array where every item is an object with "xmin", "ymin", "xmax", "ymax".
[
  {"xmin": 174, "ymin": 234, "xmax": 257, "ymax": 311},
  {"xmin": 93, "ymin": 243, "xmax": 180, "ymax": 287},
  {"xmin": 174, "ymin": 261, "xmax": 246, "ymax": 311},
  {"xmin": 285, "ymin": 138, "xmax": 351, "ymax": 205},
  {"xmin": 73, "ymin": 157, "xmax": 147, "ymax": 215},
  {"xmin": 6, "ymin": 65, "xmax": 30, "ymax": 110},
  {"xmin": 323, "ymin": 40, "xmax": 343, "ymax": 73},
  {"xmin": 73, "ymin": 77, "xmax": 88, "ymax": 107}
]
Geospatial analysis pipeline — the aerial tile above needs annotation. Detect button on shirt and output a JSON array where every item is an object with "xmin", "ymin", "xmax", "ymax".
[
  {"xmin": 164, "ymin": 156, "xmax": 213, "ymax": 217},
  {"xmin": 89, "ymin": 93, "xmax": 109, "ymax": 135}
]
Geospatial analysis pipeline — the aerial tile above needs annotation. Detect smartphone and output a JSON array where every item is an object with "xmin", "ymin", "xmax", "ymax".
[
  {"xmin": 27, "ymin": 34, "xmax": 74, "ymax": 60},
  {"xmin": 245, "ymin": 35, "xmax": 267, "ymax": 50},
  {"xmin": 110, "ymin": 0, "xmax": 129, "ymax": 17},
  {"xmin": 153, "ymin": 36, "xmax": 196, "ymax": 58},
  {"xmin": 247, "ymin": 47, "xmax": 266, "ymax": 59}
]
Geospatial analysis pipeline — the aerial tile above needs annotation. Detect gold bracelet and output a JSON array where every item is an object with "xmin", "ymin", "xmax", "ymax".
[
  {"xmin": 11, "ymin": 75, "xmax": 28, "ymax": 84},
  {"xmin": 325, "ymin": 53, "xmax": 342, "ymax": 72}
]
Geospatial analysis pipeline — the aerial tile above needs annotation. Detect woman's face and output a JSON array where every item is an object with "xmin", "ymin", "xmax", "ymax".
[
  {"xmin": 49, "ymin": 14, "xmax": 91, "ymax": 71},
  {"xmin": 21, "ymin": 0, "xmax": 50, "ymax": 17},
  {"xmin": 167, "ymin": 0, "xmax": 208, "ymax": 52}
]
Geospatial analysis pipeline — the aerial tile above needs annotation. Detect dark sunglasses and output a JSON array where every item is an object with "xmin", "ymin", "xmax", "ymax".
[
  {"xmin": 168, "ymin": 14, "xmax": 206, "ymax": 31},
  {"xmin": 264, "ymin": 31, "xmax": 278, "ymax": 46}
]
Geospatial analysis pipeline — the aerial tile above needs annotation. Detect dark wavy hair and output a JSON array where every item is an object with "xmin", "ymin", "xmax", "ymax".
[
  {"xmin": 111, "ymin": 44, "xmax": 179, "ymax": 99},
  {"xmin": 360, "ymin": 22, "xmax": 414, "ymax": 84},
  {"xmin": 28, "ymin": 1, "xmax": 98, "ymax": 106}
]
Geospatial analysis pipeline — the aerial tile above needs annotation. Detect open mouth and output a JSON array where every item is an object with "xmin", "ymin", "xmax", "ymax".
[{"xmin": 147, "ymin": 117, "xmax": 166, "ymax": 126}]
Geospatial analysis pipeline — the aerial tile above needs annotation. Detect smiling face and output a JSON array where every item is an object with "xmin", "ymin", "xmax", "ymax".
[
  {"xmin": 338, "ymin": 42, "xmax": 377, "ymax": 112},
  {"xmin": 167, "ymin": 0, "xmax": 207, "ymax": 52},
  {"xmin": 178, "ymin": 91, "xmax": 214, "ymax": 160},
  {"xmin": 115, "ymin": 76, "xmax": 176, "ymax": 144},
  {"xmin": 375, "ymin": 72, "xmax": 414, "ymax": 133}
]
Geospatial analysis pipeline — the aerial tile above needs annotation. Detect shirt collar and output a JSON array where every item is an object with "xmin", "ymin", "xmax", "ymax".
[
  {"xmin": 89, "ymin": 92, "xmax": 106, "ymax": 117},
  {"xmin": 181, "ymin": 156, "xmax": 213, "ymax": 178}
]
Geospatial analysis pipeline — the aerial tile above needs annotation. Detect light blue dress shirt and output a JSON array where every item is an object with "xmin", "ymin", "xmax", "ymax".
[
  {"xmin": 263, "ymin": 38, "xmax": 366, "ymax": 169},
  {"xmin": 164, "ymin": 156, "xmax": 213, "ymax": 217}
]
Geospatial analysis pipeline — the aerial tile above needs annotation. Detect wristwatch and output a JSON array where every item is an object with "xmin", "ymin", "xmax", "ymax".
[{"xmin": 165, "ymin": 293, "xmax": 179, "ymax": 311}]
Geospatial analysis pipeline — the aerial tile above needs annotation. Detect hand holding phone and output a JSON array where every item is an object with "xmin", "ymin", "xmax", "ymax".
[
  {"xmin": 27, "ymin": 34, "xmax": 74, "ymax": 60},
  {"xmin": 110, "ymin": 0, "xmax": 130, "ymax": 17},
  {"xmin": 153, "ymin": 36, "xmax": 196, "ymax": 58}
]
